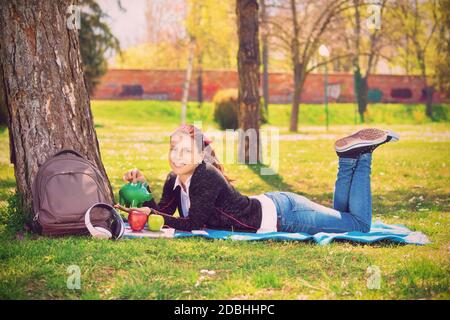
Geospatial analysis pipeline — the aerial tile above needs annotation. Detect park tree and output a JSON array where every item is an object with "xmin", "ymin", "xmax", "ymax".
[
  {"xmin": 186, "ymin": 0, "xmax": 238, "ymax": 106},
  {"xmin": 0, "ymin": 0, "xmax": 120, "ymax": 125},
  {"xmin": 0, "ymin": 78, "xmax": 6, "ymax": 126},
  {"xmin": 388, "ymin": 0, "xmax": 440, "ymax": 118},
  {"xmin": 117, "ymin": 0, "xmax": 187, "ymax": 69},
  {"xmin": 267, "ymin": 0, "xmax": 352, "ymax": 132},
  {"xmin": 0, "ymin": 0, "xmax": 114, "ymax": 214},
  {"xmin": 146, "ymin": 0, "xmax": 187, "ymax": 45},
  {"xmin": 79, "ymin": 0, "xmax": 121, "ymax": 95},
  {"xmin": 349, "ymin": 0, "xmax": 389, "ymax": 122},
  {"xmin": 115, "ymin": 42, "xmax": 189, "ymax": 70},
  {"xmin": 119, "ymin": 0, "xmax": 237, "ymax": 72},
  {"xmin": 236, "ymin": 0, "xmax": 261, "ymax": 162},
  {"xmin": 181, "ymin": 38, "xmax": 195, "ymax": 124},
  {"xmin": 260, "ymin": 0, "xmax": 270, "ymax": 113},
  {"xmin": 433, "ymin": 0, "xmax": 450, "ymax": 96}
]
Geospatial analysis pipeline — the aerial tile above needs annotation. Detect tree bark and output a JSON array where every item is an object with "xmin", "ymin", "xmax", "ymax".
[
  {"xmin": 181, "ymin": 37, "xmax": 195, "ymax": 124},
  {"xmin": 352, "ymin": 0, "xmax": 365, "ymax": 122},
  {"xmin": 289, "ymin": 0, "xmax": 301, "ymax": 132},
  {"xmin": 424, "ymin": 85, "xmax": 434, "ymax": 118},
  {"xmin": 420, "ymin": 63, "xmax": 433, "ymax": 118},
  {"xmin": 0, "ymin": 0, "xmax": 114, "ymax": 214},
  {"xmin": 236, "ymin": 0, "xmax": 260, "ymax": 163},
  {"xmin": 290, "ymin": 62, "xmax": 304, "ymax": 132},
  {"xmin": 197, "ymin": 52, "xmax": 203, "ymax": 108},
  {"xmin": 358, "ymin": 76, "xmax": 369, "ymax": 122},
  {"xmin": 260, "ymin": 0, "xmax": 269, "ymax": 113},
  {"xmin": 0, "ymin": 71, "xmax": 7, "ymax": 126}
]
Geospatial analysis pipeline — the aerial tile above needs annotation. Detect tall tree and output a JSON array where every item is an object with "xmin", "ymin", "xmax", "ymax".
[
  {"xmin": 79, "ymin": 0, "xmax": 121, "ymax": 95},
  {"xmin": 351, "ymin": 0, "xmax": 388, "ymax": 122},
  {"xmin": 146, "ymin": 0, "xmax": 187, "ymax": 45},
  {"xmin": 433, "ymin": 0, "xmax": 450, "ymax": 97},
  {"xmin": 186, "ymin": 0, "xmax": 238, "ymax": 106},
  {"xmin": 389, "ymin": 0, "xmax": 439, "ymax": 118},
  {"xmin": 260, "ymin": 0, "xmax": 270, "ymax": 113},
  {"xmin": 236, "ymin": 0, "xmax": 261, "ymax": 162},
  {"xmin": 0, "ymin": 77, "xmax": 7, "ymax": 126},
  {"xmin": 268, "ymin": 0, "xmax": 352, "ymax": 132},
  {"xmin": 0, "ymin": 0, "xmax": 121, "ymax": 125},
  {"xmin": 181, "ymin": 38, "xmax": 195, "ymax": 124},
  {"xmin": 0, "ymin": 0, "xmax": 114, "ymax": 214},
  {"xmin": 119, "ymin": 0, "xmax": 237, "ymax": 71}
]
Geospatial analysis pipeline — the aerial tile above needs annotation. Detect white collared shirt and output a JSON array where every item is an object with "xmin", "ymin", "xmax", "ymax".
[{"xmin": 173, "ymin": 174, "xmax": 192, "ymax": 217}]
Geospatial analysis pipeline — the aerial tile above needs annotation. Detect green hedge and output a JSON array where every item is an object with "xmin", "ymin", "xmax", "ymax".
[{"xmin": 213, "ymin": 89, "xmax": 267, "ymax": 130}]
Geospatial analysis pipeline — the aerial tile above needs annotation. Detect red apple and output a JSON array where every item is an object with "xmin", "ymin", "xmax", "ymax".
[{"xmin": 128, "ymin": 210, "xmax": 148, "ymax": 232}]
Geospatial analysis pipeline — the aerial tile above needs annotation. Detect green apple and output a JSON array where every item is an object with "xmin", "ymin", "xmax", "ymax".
[{"xmin": 148, "ymin": 214, "xmax": 164, "ymax": 232}]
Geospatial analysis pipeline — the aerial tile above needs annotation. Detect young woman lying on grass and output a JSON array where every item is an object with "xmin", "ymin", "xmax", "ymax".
[{"xmin": 115, "ymin": 124, "xmax": 399, "ymax": 234}]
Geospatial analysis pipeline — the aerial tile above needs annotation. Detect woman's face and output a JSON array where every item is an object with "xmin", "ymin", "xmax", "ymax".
[{"xmin": 169, "ymin": 132, "xmax": 203, "ymax": 176}]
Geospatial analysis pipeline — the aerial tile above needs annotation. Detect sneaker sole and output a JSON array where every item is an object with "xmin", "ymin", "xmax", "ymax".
[
  {"xmin": 335, "ymin": 128, "xmax": 388, "ymax": 152},
  {"xmin": 385, "ymin": 130, "xmax": 400, "ymax": 142}
]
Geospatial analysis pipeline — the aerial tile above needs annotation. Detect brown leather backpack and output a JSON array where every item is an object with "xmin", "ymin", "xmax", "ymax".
[{"xmin": 31, "ymin": 149, "xmax": 111, "ymax": 236}]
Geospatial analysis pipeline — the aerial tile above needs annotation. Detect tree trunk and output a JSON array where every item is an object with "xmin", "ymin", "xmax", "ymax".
[
  {"xmin": 181, "ymin": 38, "xmax": 195, "ymax": 124},
  {"xmin": 236, "ymin": 0, "xmax": 261, "ymax": 163},
  {"xmin": 289, "ymin": 63, "xmax": 304, "ymax": 132},
  {"xmin": 357, "ymin": 76, "xmax": 369, "ymax": 122},
  {"xmin": 0, "ymin": 0, "xmax": 114, "ymax": 214},
  {"xmin": 352, "ymin": 0, "xmax": 366, "ymax": 122},
  {"xmin": 289, "ymin": 0, "xmax": 301, "ymax": 132},
  {"xmin": 425, "ymin": 86, "xmax": 434, "ymax": 118},
  {"xmin": 0, "ymin": 72, "xmax": 7, "ymax": 126},
  {"xmin": 197, "ymin": 53, "xmax": 203, "ymax": 108},
  {"xmin": 260, "ymin": 0, "xmax": 269, "ymax": 113},
  {"xmin": 417, "ymin": 46, "xmax": 433, "ymax": 118},
  {"xmin": 421, "ymin": 67, "xmax": 433, "ymax": 118}
]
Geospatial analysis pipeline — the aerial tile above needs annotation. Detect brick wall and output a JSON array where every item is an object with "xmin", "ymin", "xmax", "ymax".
[{"xmin": 93, "ymin": 69, "xmax": 449, "ymax": 104}]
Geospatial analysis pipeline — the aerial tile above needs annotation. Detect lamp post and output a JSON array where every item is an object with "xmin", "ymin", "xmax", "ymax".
[{"xmin": 318, "ymin": 45, "xmax": 330, "ymax": 131}]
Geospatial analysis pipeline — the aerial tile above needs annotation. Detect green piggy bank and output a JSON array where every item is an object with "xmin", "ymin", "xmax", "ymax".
[{"xmin": 119, "ymin": 182, "xmax": 153, "ymax": 208}]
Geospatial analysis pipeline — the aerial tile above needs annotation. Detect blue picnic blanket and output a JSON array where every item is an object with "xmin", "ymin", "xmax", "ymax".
[{"xmin": 124, "ymin": 220, "xmax": 430, "ymax": 246}]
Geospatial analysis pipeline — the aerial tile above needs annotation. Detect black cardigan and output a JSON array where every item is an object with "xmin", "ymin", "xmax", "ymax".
[{"xmin": 142, "ymin": 161, "xmax": 263, "ymax": 232}]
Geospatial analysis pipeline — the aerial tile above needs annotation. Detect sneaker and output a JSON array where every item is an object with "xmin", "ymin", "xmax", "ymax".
[{"xmin": 335, "ymin": 128, "xmax": 399, "ymax": 158}]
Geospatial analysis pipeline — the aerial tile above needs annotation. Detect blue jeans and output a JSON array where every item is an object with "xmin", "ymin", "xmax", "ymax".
[{"xmin": 265, "ymin": 153, "xmax": 372, "ymax": 234}]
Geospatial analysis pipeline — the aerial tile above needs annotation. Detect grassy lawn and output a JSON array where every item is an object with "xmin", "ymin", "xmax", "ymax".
[{"xmin": 0, "ymin": 101, "xmax": 449, "ymax": 299}]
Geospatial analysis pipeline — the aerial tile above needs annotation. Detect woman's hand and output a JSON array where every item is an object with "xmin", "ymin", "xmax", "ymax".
[
  {"xmin": 114, "ymin": 204, "xmax": 151, "ymax": 215},
  {"xmin": 123, "ymin": 168, "xmax": 146, "ymax": 184}
]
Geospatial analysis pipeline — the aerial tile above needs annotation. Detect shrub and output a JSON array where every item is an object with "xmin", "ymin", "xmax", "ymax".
[
  {"xmin": 363, "ymin": 108, "xmax": 373, "ymax": 123},
  {"xmin": 0, "ymin": 191, "xmax": 30, "ymax": 237},
  {"xmin": 431, "ymin": 104, "xmax": 449, "ymax": 122},
  {"xmin": 213, "ymin": 89, "xmax": 267, "ymax": 130},
  {"xmin": 412, "ymin": 109, "xmax": 426, "ymax": 123}
]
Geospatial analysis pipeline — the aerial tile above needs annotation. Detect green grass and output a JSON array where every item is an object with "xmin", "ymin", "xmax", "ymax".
[
  {"xmin": 0, "ymin": 101, "xmax": 449, "ymax": 299},
  {"xmin": 91, "ymin": 100, "xmax": 449, "ymax": 130}
]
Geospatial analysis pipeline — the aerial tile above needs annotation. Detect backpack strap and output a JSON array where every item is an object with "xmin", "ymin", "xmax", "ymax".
[{"xmin": 53, "ymin": 149, "xmax": 84, "ymax": 158}]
